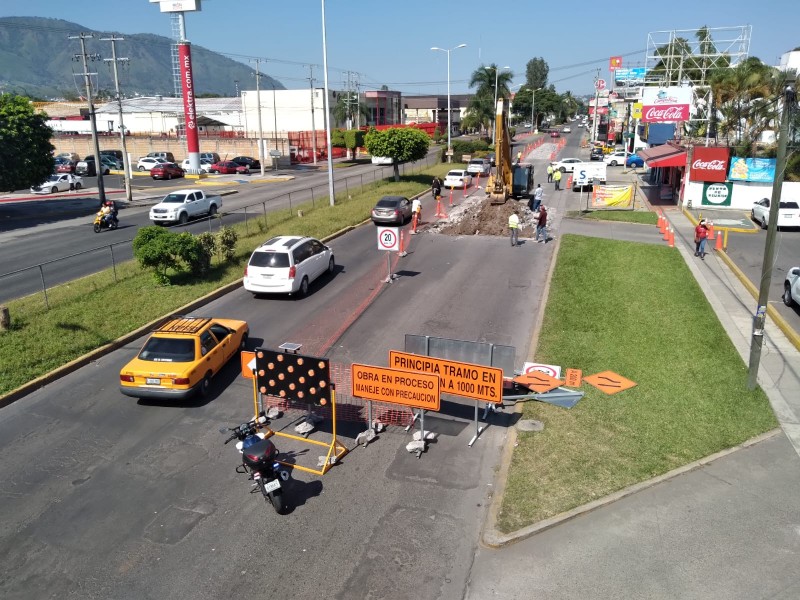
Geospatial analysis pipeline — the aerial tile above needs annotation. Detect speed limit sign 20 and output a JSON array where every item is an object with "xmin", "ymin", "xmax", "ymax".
[{"xmin": 377, "ymin": 226, "xmax": 400, "ymax": 251}]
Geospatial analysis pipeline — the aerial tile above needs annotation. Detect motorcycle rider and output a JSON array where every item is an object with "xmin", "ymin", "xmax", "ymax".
[{"xmin": 102, "ymin": 200, "xmax": 119, "ymax": 226}]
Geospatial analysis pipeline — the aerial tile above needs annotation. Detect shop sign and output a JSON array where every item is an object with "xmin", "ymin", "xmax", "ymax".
[
  {"xmin": 701, "ymin": 182, "xmax": 733, "ymax": 206},
  {"xmin": 690, "ymin": 147, "xmax": 729, "ymax": 183},
  {"xmin": 641, "ymin": 86, "xmax": 692, "ymax": 122},
  {"xmin": 728, "ymin": 157, "xmax": 776, "ymax": 182}
]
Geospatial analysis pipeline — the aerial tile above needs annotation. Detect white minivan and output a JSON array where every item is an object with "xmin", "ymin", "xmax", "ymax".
[{"xmin": 243, "ymin": 236, "xmax": 335, "ymax": 297}]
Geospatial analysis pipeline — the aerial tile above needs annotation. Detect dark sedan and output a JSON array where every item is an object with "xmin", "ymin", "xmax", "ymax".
[
  {"xmin": 371, "ymin": 195, "xmax": 412, "ymax": 225},
  {"xmin": 232, "ymin": 156, "xmax": 261, "ymax": 170},
  {"xmin": 589, "ymin": 147, "xmax": 604, "ymax": 161},
  {"xmin": 209, "ymin": 160, "xmax": 250, "ymax": 175},
  {"xmin": 150, "ymin": 162, "xmax": 185, "ymax": 180}
]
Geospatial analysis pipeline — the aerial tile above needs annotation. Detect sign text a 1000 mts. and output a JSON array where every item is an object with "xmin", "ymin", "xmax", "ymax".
[
  {"xmin": 388, "ymin": 351, "xmax": 504, "ymax": 404},
  {"xmin": 351, "ymin": 364, "xmax": 440, "ymax": 411}
]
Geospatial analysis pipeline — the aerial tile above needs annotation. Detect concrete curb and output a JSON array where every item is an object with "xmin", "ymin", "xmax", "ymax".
[
  {"xmin": 481, "ymin": 234, "xmax": 562, "ymax": 548},
  {"xmin": 682, "ymin": 206, "xmax": 759, "ymax": 234},
  {"xmin": 481, "ymin": 428, "xmax": 781, "ymax": 549}
]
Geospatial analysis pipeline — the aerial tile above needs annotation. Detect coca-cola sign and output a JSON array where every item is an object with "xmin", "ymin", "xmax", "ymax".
[
  {"xmin": 642, "ymin": 104, "xmax": 689, "ymax": 122},
  {"xmin": 690, "ymin": 146, "xmax": 730, "ymax": 182}
]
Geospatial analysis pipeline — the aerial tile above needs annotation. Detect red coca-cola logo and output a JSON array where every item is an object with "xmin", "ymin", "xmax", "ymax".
[
  {"xmin": 644, "ymin": 105, "xmax": 687, "ymax": 121},
  {"xmin": 692, "ymin": 159, "xmax": 725, "ymax": 171}
]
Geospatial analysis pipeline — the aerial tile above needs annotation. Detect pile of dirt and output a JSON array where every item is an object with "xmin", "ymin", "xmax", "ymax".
[{"xmin": 434, "ymin": 193, "xmax": 538, "ymax": 237}]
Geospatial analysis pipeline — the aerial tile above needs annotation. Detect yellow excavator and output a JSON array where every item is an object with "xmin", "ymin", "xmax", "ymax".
[{"xmin": 486, "ymin": 97, "xmax": 534, "ymax": 204}]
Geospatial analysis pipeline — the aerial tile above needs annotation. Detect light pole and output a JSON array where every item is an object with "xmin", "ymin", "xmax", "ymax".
[
  {"xmin": 431, "ymin": 43, "xmax": 466, "ymax": 163},
  {"xmin": 531, "ymin": 87, "xmax": 542, "ymax": 134},
  {"xmin": 492, "ymin": 65, "xmax": 510, "ymax": 147}
]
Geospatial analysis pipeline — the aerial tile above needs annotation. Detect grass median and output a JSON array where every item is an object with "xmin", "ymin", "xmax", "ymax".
[
  {"xmin": 496, "ymin": 234, "xmax": 777, "ymax": 533},
  {"xmin": 567, "ymin": 210, "xmax": 659, "ymax": 225},
  {"xmin": 0, "ymin": 162, "xmax": 455, "ymax": 398}
]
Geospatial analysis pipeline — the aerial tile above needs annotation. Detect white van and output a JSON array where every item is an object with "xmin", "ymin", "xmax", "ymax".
[
  {"xmin": 371, "ymin": 156, "xmax": 394, "ymax": 165},
  {"xmin": 571, "ymin": 163, "xmax": 607, "ymax": 190}
]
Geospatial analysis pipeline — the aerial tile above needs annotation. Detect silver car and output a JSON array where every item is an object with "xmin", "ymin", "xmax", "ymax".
[{"xmin": 371, "ymin": 195, "xmax": 412, "ymax": 225}]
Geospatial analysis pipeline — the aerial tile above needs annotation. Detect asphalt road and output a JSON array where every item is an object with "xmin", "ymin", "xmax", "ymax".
[
  {"xmin": 0, "ymin": 193, "xmax": 548, "ymax": 599},
  {"xmin": 0, "ymin": 156, "xmax": 435, "ymax": 303}
]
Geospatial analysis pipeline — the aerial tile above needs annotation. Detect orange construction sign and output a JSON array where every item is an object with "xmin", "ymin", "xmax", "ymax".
[
  {"xmin": 351, "ymin": 364, "xmax": 440, "ymax": 411},
  {"xmin": 565, "ymin": 368, "xmax": 582, "ymax": 388},
  {"xmin": 513, "ymin": 371, "xmax": 563, "ymax": 394},
  {"xmin": 583, "ymin": 370, "xmax": 637, "ymax": 395},
  {"xmin": 240, "ymin": 351, "xmax": 256, "ymax": 379},
  {"xmin": 388, "ymin": 351, "xmax": 504, "ymax": 404}
]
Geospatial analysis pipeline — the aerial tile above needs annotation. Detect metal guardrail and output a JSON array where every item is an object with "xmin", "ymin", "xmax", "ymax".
[{"xmin": 0, "ymin": 153, "xmax": 441, "ymax": 308}]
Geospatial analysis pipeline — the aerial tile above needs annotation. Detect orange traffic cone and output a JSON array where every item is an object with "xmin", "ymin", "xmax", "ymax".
[
  {"xmin": 411, "ymin": 211, "xmax": 418, "ymax": 235},
  {"xmin": 435, "ymin": 196, "xmax": 448, "ymax": 219},
  {"xmin": 398, "ymin": 230, "xmax": 408, "ymax": 257},
  {"xmin": 662, "ymin": 221, "xmax": 670, "ymax": 241},
  {"xmin": 657, "ymin": 213, "xmax": 663, "ymax": 231},
  {"xmin": 668, "ymin": 226, "xmax": 675, "ymax": 248},
  {"xmin": 706, "ymin": 222, "xmax": 715, "ymax": 240},
  {"xmin": 714, "ymin": 230, "xmax": 724, "ymax": 251}
]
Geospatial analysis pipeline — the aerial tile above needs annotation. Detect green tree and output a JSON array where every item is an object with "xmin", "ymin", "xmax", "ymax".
[
  {"xmin": 525, "ymin": 58, "xmax": 549, "ymax": 90},
  {"xmin": 331, "ymin": 128, "xmax": 346, "ymax": 148},
  {"xmin": 333, "ymin": 91, "xmax": 369, "ymax": 128},
  {"xmin": 343, "ymin": 129, "xmax": 366, "ymax": 160},
  {"xmin": 132, "ymin": 226, "xmax": 212, "ymax": 285},
  {"xmin": 364, "ymin": 127, "xmax": 429, "ymax": 181},
  {"xmin": 0, "ymin": 94, "xmax": 54, "ymax": 192}
]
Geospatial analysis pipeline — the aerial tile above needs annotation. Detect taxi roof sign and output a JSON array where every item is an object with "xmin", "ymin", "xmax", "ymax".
[
  {"xmin": 388, "ymin": 351, "xmax": 503, "ymax": 404},
  {"xmin": 351, "ymin": 364, "xmax": 440, "ymax": 411}
]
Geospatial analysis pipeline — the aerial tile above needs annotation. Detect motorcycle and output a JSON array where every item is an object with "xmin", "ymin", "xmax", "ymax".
[
  {"xmin": 223, "ymin": 413, "xmax": 290, "ymax": 514},
  {"xmin": 93, "ymin": 211, "xmax": 118, "ymax": 233}
]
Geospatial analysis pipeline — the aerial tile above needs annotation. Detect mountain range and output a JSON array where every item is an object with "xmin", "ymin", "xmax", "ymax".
[{"xmin": 0, "ymin": 17, "xmax": 282, "ymax": 100}]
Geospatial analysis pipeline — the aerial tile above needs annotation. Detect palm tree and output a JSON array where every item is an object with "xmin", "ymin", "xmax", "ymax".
[
  {"xmin": 469, "ymin": 64, "xmax": 515, "ymax": 139},
  {"xmin": 332, "ymin": 91, "xmax": 369, "ymax": 129}
]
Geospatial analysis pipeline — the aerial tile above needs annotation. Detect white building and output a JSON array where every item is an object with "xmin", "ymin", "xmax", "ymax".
[
  {"xmin": 239, "ymin": 88, "xmax": 337, "ymax": 133},
  {"xmin": 778, "ymin": 50, "xmax": 800, "ymax": 72}
]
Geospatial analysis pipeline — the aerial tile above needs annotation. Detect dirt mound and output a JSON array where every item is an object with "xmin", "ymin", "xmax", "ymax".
[{"xmin": 435, "ymin": 194, "xmax": 538, "ymax": 237}]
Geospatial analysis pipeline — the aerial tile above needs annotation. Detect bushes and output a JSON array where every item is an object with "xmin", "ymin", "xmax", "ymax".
[
  {"xmin": 447, "ymin": 139, "xmax": 492, "ymax": 162},
  {"xmin": 133, "ymin": 225, "xmax": 240, "ymax": 285}
]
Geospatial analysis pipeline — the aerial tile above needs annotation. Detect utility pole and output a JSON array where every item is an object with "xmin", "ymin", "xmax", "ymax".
[
  {"xmin": 70, "ymin": 33, "xmax": 106, "ymax": 206},
  {"xmin": 272, "ymin": 82, "xmax": 279, "ymax": 171},
  {"xmin": 308, "ymin": 65, "xmax": 317, "ymax": 165},
  {"xmin": 590, "ymin": 68, "xmax": 600, "ymax": 144},
  {"xmin": 101, "ymin": 35, "xmax": 132, "ymax": 202},
  {"xmin": 747, "ymin": 83, "xmax": 796, "ymax": 390},
  {"xmin": 249, "ymin": 58, "xmax": 266, "ymax": 176}
]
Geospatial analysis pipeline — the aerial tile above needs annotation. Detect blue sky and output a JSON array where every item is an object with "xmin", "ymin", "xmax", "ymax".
[{"xmin": 3, "ymin": 0, "xmax": 798, "ymax": 97}]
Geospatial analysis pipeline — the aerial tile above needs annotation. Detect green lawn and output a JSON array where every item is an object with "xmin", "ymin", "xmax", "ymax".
[
  {"xmin": 496, "ymin": 234, "xmax": 777, "ymax": 533},
  {"xmin": 568, "ymin": 210, "xmax": 659, "ymax": 225},
  {"xmin": 0, "ymin": 161, "xmax": 457, "ymax": 398}
]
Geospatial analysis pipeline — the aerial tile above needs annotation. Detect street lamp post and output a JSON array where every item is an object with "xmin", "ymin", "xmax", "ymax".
[
  {"xmin": 431, "ymin": 44, "xmax": 466, "ymax": 163},
  {"xmin": 531, "ymin": 87, "xmax": 542, "ymax": 134},
  {"xmin": 492, "ymin": 65, "xmax": 510, "ymax": 147}
]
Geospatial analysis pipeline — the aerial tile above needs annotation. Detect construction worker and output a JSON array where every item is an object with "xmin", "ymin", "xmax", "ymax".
[
  {"xmin": 546, "ymin": 163, "xmax": 554, "ymax": 183},
  {"xmin": 508, "ymin": 210, "xmax": 520, "ymax": 247},
  {"xmin": 553, "ymin": 168, "xmax": 562, "ymax": 191},
  {"xmin": 516, "ymin": 150, "xmax": 522, "ymax": 164}
]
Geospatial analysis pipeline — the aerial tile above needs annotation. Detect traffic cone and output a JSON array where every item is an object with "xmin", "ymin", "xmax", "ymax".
[
  {"xmin": 475, "ymin": 172, "xmax": 480, "ymax": 189},
  {"xmin": 398, "ymin": 230, "xmax": 408, "ymax": 257},
  {"xmin": 657, "ymin": 213, "xmax": 663, "ymax": 231},
  {"xmin": 668, "ymin": 226, "xmax": 675, "ymax": 248},
  {"xmin": 567, "ymin": 175, "xmax": 573, "ymax": 189},
  {"xmin": 662, "ymin": 221, "xmax": 670, "ymax": 241},
  {"xmin": 706, "ymin": 222, "xmax": 715, "ymax": 240},
  {"xmin": 714, "ymin": 230, "xmax": 724, "ymax": 251},
  {"xmin": 448, "ymin": 189, "xmax": 454, "ymax": 206},
  {"xmin": 411, "ymin": 211, "xmax": 418, "ymax": 235},
  {"xmin": 435, "ymin": 196, "xmax": 448, "ymax": 219},
  {"xmin": 463, "ymin": 178, "xmax": 468, "ymax": 194}
]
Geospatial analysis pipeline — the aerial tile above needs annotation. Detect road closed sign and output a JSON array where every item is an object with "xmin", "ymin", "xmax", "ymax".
[
  {"xmin": 389, "ymin": 350, "xmax": 504, "ymax": 404},
  {"xmin": 351, "ymin": 364, "xmax": 440, "ymax": 411},
  {"xmin": 377, "ymin": 226, "xmax": 400, "ymax": 251}
]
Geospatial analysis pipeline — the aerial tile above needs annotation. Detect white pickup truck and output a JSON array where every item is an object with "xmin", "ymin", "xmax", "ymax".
[
  {"xmin": 571, "ymin": 163, "xmax": 607, "ymax": 190},
  {"xmin": 149, "ymin": 189, "xmax": 223, "ymax": 225}
]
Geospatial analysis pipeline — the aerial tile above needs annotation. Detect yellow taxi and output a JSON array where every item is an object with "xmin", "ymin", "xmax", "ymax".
[{"xmin": 119, "ymin": 316, "xmax": 249, "ymax": 400}]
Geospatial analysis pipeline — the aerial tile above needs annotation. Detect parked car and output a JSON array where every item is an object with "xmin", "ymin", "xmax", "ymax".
[
  {"xmin": 56, "ymin": 158, "xmax": 78, "ymax": 173},
  {"xmin": 150, "ymin": 162, "xmax": 185, "ymax": 180},
  {"xmin": 589, "ymin": 147, "xmax": 605, "ymax": 161},
  {"xmin": 56, "ymin": 152, "xmax": 80, "ymax": 162},
  {"xmin": 100, "ymin": 150, "xmax": 124, "ymax": 162},
  {"xmin": 181, "ymin": 158, "xmax": 213, "ymax": 173},
  {"xmin": 751, "ymin": 198, "xmax": 800, "ymax": 229},
  {"xmin": 232, "ymin": 156, "xmax": 260, "ymax": 170},
  {"xmin": 626, "ymin": 154, "xmax": 645, "ymax": 168},
  {"xmin": 209, "ymin": 160, "xmax": 250, "ymax": 175},
  {"xmin": 137, "ymin": 157, "xmax": 168, "ymax": 171},
  {"xmin": 784, "ymin": 266, "xmax": 800, "ymax": 307},
  {"xmin": 243, "ymin": 235, "xmax": 335, "ymax": 297},
  {"xmin": 119, "ymin": 315, "xmax": 249, "ymax": 400},
  {"xmin": 562, "ymin": 126, "xmax": 572, "ymax": 133},
  {"xmin": 466, "ymin": 158, "xmax": 491, "ymax": 175},
  {"xmin": 371, "ymin": 195, "xmax": 412, "ymax": 225},
  {"xmin": 30, "ymin": 173, "xmax": 83, "ymax": 194},
  {"xmin": 146, "ymin": 151, "xmax": 176, "ymax": 163},
  {"xmin": 371, "ymin": 156, "xmax": 394, "ymax": 165},
  {"xmin": 604, "ymin": 152, "xmax": 628, "ymax": 166},
  {"xmin": 100, "ymin": 155, "xmax": 122, "ymax": 170},
  {"xmin": 443, "ymin": 169, "xmax": 473, "ymax": 189},
  {"xmin": 550, "ymin": 158, "xmax": 584, "ymax": 173},
  {"xmin": 76, "ymin": 156, "xmax": 110, "ymax": 176},
  {"xmin": 200, "ymin": 152, "xmax": 221, "ymax": 163}
]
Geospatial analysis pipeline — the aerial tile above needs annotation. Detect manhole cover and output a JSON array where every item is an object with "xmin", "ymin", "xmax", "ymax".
[{"xmin": 516, "ymin": 419, "xmax": 544, "ymax": 432}]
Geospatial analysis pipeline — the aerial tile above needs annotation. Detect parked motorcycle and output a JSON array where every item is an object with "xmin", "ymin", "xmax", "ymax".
[
  {"xmin": 93, "ymin": 211, "xmax": 118, "ymax": 233},
  {"xmin": 223, "ymin": 413, "xmax": 290, "ymax": 514}
]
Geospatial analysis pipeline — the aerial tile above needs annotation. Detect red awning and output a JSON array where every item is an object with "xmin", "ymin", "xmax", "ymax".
[{"xmin": 639, "ymin": 144, "xmax": 687, "ymax": 168}]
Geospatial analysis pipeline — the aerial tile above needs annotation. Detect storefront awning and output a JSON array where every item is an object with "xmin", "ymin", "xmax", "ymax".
[{"xmin": 639, "ymin": 144, "xmax": 687, "ymax": 168}]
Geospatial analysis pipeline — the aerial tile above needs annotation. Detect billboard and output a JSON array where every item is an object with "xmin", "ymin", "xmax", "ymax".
[
  {"xmin": 641, "ymin": 86, "xmax": 692, "ymax": 122},
  {"xmin": 728, "ymin": 157, "xmax": 776, "ymax": 183},
  {"xmin": 614, "ymin": 67, "xmax": 647, "ymax": 85},
  {"xmin": 701, "ymin": 182, "xmax": 733, "ymax": 206},
  {"xmin": 178, "ymin": 42, "xmax": 200, "ymax": 155},
  {"xmin": 690, "ymin": 147, "xmax": 730, "ymax": 183}
]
